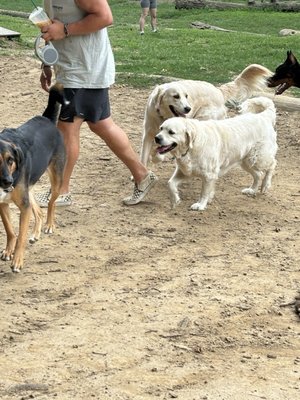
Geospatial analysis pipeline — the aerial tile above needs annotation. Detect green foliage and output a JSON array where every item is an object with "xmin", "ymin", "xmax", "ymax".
[
  {"xmin": 109, "ymin": 2, "xmax": 300, "ymax": 87},
  {"xmin": 0, "ymin": 0, "xmax": 42, "ymax": 12},
  {"xmin": 0, "ymin": 0, "xmax": 299, "ymax": 90}
]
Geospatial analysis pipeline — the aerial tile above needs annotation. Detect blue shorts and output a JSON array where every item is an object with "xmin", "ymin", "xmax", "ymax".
[
  {"xmin": 140, "ymin": 0, "xmax": 157, "ymax": 9},
  {"xmin": 59, "ymin": 88, "xmax": 111, "ymax": 123}
]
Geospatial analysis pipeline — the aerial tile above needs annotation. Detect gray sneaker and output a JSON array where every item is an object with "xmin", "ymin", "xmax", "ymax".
[
  {"xmin": 35, "ymin": 190, "xmax": 51, "ymax": 208},
  {"xmin": 123, "ymin": 171, "xmax": 158, "ymax": 206},
  {"xmin": 35, "ymin": 190, "xmax": 72, "ymax": 208}
]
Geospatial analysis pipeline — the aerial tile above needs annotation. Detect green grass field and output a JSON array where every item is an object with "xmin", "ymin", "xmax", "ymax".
[{"xmin": 0, "ymin": 0, "xmax": 299, "ymax": 89}]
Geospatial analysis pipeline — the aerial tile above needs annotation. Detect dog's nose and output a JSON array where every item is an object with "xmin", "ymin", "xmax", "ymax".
[
  {"xmin": 155, "ymin": 136, "xmax": 162, "ymax": 144},
  {"xmin": 0, "ymin": 176, "xmax": 13, "ymax": 189},
  {"xmin": 184, "ymin": 106, "xmax": 191, "ymax": 113}
]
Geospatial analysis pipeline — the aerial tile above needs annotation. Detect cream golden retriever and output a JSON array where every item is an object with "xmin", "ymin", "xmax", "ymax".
[
  {"xmin": 154, "ymin": 96, "xmax": 277, "ymax": 211},
  {"xmin": 140, "ymin": 64, "xmax": 272, "ymax": 166}
]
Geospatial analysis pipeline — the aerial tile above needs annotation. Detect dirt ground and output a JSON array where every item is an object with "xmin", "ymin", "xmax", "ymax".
[{"xmin": 0, "ymin": 55, "xmax": 299, "ymax": 400}]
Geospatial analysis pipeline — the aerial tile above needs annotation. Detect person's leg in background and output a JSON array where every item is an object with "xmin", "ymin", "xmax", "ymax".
[
  {"xmin": 149, "ymin": 1, "xmax": 157, "ymax": 32},
  {"xmin": 139, "ymin": 0, "xmax": 149, "ymax": 34}
]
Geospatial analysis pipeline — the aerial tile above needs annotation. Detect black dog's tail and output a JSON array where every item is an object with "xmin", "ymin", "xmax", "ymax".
[{"xmin": 43, "ymin": 83, "xmax": 67, "ymax": 124}]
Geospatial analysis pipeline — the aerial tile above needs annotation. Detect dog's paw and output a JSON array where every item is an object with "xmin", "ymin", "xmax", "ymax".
[
  {"xmin": 170, "ymin": 193, "xmax": 181, "ymax": 208},
  {"xmin": 29, "ymin": 236, "xmax": 39, "ymax": 244},
  {"xmin": 190, "ymin": 202, "xmax": 207, "ymax": 211},
  {"xmin": 171, "ymin": 199, "xmax": 181, "ymax": 209},
  {"xmin": 261, "ymin": 183, "xmax": 271, "ymax": 194},
  {"xmin": 1, "ymin": 250, "xmax": 12, "ymax": 261},
  {"xmin": 242, "ymin": 188, "xmax": 256, "ymax": 197},
  {"xmin": 11, "ymin": 265, "xmax": 21, "ymax": 273},
  {"xmin": 10, "ymin": 255, "xmax": 23, "ymax": 273},
  {"xmin": 44, "ymin": 226, "xmax": 54, "ymax": 234}
]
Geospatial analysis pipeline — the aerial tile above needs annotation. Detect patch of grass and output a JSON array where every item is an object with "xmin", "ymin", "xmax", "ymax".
[
  {"xmin": 109, "ymin": 2, "xmax": 299, "ymax": 87},
  {"xmin": 0, "ymin": 14, "xmax": 38, "ymax": 56},
  {"xmin": 0, "ymin": 0, "xmax": 42, "ymax": 13}
]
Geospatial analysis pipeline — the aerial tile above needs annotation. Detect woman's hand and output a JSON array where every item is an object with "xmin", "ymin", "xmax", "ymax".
[{"xmin": 41, "ymin": 20, "xmax": 65, "ymax": 41}]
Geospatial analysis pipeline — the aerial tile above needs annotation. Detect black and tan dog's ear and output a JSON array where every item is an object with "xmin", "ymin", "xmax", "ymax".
[
  {"xmin": 11, "ymin": 143, "xmax": 24, "ymax": 170},
  {"xmin": 287, "ymin": 50, "xmax": 298, "ymax": 65},
  {"xmin": 289, "ymin": 51, "xmax": 298, "ymax": 65}
]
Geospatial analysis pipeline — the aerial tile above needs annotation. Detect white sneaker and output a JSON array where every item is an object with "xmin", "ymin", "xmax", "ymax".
[{"xmin": 123, "ymin": 171, "xmax": 157, "ymax": 206}]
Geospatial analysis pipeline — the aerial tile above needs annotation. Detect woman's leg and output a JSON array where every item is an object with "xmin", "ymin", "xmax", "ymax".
[
  {"xmin": 88, "ymin": 116, "xmax": 157, "ymax": 205},
  {"xmin": 57, "ymin": 117, "xmax": 83, "ymax": 194},
  {"xmin": 88, "ymin": 116, "xmax": 148, "ymax": 183}
]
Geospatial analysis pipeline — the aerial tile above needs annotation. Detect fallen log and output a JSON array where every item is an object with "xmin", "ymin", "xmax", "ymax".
[
  {"xmin": 190, "ymin": 21, "xmax": 233, "ymax": 32},
  {"xmin": 259, "ymin": 91, "xmax": 300, "ymax": 112},
  {"xmin": 0, "ymin": 9, "xmax": 29, "ymax": 18}
]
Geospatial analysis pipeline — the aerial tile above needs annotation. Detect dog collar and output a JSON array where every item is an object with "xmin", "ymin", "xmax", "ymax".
[{"xmin": 180, "ymin": 147, "xmax": 189, "ymax": 158}]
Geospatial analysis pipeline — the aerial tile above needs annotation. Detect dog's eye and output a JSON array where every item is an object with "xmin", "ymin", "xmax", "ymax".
[
  {"xmin": 7, "ymin": 157, "xmax": 14, "ymax": 166},
  {"xmin": 169, "ymin": 129, "xmax": 175, "ymax": 135},
  {"xmin": 173, "ymin": 94, "xmax": 180, "ymax": 99}
]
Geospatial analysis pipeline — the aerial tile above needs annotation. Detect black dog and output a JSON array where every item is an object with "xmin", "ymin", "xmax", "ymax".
[
  {"xmin": 43, "ymin": 83, "xmax": 68, "ymax": 122},
  {"xmin": 0, "ymin": 87, "xmax": 66, "ymax": 272},
  {"xmin": 268, "ymin": 50, "xmax": 300, "ymax": 94}
]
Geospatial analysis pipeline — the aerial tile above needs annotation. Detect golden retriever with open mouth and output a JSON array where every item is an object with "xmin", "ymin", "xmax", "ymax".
[
  {"xmin": 140, "ymin": 64, "xmax": 272, "ymax": 167},
  {"xmin": 154, "ymin": 97, "xmax": 277, "ymax": 211}
]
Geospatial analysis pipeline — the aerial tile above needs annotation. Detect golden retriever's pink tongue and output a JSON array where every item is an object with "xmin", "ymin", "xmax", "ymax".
[{"xmin": 157, "ymin": 145, "xmax": 171, "ymax": 154}]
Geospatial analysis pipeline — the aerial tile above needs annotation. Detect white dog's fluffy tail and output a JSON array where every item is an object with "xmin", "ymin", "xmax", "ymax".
[
  {"xmin": 219, "ymin": 64, "xmax": 272, "ymax": 103},
  {"xmin": 239, "ymin": 96, "xmax": 277, "ymax": 127}
]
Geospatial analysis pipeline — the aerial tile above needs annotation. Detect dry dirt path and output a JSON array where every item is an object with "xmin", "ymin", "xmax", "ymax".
[{"xmin": 0, "ymin": 56, "xmax": 299, "ymax": 400}]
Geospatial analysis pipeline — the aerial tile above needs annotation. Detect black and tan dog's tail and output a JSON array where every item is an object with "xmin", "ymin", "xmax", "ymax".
[{"xmin": 43, "ymin": 83, "xmax": 67, "ymax": 124}]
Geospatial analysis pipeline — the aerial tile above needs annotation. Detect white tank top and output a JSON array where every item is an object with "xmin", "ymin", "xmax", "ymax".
[{"xmin": 43, "ymin": 0, "xmax": 115, "ymax": 88}]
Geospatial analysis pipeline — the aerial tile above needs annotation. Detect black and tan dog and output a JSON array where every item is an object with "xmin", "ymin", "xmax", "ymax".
[
  {"xmin": 0, "ymin": 86, "xmax": 66, "ymax": 272},
  {"xmin": 268, "ymin": 50, "xmax": 300, "ymax": 94}
]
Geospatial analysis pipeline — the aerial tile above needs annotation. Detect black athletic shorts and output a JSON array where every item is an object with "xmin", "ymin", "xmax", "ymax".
[{"xmin": 58, "ymin": 88, "xmax": 111, "ymax": 123}]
